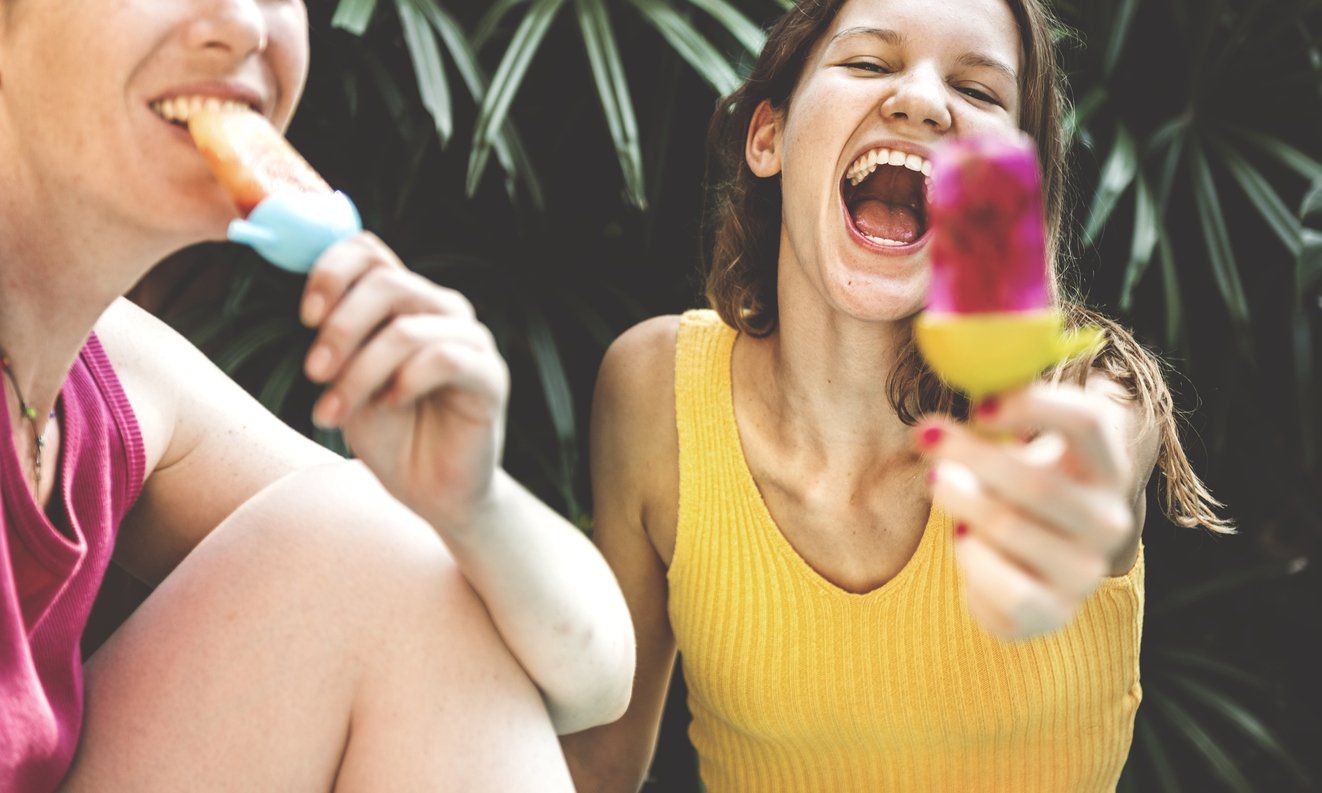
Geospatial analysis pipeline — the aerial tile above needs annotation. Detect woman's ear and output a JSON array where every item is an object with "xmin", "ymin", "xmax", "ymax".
[{"xmin": 745, "ymin": 99, "xmax": 783, "ymax": 178}]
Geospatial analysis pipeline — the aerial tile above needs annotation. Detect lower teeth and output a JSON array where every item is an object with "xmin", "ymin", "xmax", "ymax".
[{"xmin": 863, "ymin": 234, "xmax": 908, "ymax": 247}]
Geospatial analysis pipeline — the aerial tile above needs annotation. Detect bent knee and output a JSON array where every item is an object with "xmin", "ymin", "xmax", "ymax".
[{"xmin": 180, "ymin": 460, "xmax": 480, "ymax": 642}]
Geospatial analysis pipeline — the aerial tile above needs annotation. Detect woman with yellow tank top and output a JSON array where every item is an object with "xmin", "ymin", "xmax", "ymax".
[{"xmin": 561, "ymin": 0, "xmax": 1232, "ymax": 790}]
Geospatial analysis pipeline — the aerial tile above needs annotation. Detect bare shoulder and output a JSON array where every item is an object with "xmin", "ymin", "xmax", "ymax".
[
  {"xmin": 95, "ymin": 297, "xmax": 336, "ymax": 584},
  {"xmin": 592, "ymin": 315, "xmax": 682, "ymax": 564},
  {"xmin": 92, "ymin": 297, "xmax": 190, "ymax": 475}
]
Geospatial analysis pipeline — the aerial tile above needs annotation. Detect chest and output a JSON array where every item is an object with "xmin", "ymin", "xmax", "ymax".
[{"xmin": 747, "ymin": 459, "xmax": 934, "ymax": 595}]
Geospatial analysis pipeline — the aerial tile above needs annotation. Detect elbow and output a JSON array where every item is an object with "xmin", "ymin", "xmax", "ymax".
[{"xmin": 544, "ymin": 618, "xmax": 636, "ymax": 734}]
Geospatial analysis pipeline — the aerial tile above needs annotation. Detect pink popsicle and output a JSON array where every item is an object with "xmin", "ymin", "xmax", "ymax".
[{"xmin": 926, "ymin": 134, "xmax": 1051, "ymax": 314}]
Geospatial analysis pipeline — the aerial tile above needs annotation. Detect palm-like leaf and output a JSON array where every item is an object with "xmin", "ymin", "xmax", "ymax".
[
  {"xmin": 332, "ymin": 0, "xmax": 381, "ymax": 35},
  {"xmin": 397, "ymin": 0, "xmax": 453, "ymax": 146},
  {"xmin": 577, "ymin": 0, "xmax": 648, "ymax": 208},
  {"xmin": 468, "ymin": 0, "xmax": 763, "ymax": 207}
]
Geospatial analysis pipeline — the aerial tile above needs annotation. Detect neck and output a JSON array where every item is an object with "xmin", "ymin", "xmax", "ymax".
[
  {"xmin": 749, "ymin": 251, "xmax": 920, "ymax": 475},
  {"xmin": 0, "ymin": 153, "xmax": 178, "ymax": 421}
]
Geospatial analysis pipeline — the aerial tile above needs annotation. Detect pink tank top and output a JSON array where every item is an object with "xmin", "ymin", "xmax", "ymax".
[{"xmin": 1, "ymin": 332, "xmax": 145, "ymax": 791}]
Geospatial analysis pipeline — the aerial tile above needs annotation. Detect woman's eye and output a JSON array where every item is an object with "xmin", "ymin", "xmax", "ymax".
[
  {"xmin": 845, "ymin": 62, "xmax": 891, "ymax": 74},
  {"xmin": 959, "ymin": 87, "xmax": 999, "ymax": 105}
]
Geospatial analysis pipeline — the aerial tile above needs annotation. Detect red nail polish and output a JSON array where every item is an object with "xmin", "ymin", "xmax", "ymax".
[
  {"xmin": 975, "ymin": 396, "xmax": 1000, "ymax": 418},
  {"xmin": 918, "ymin": 426, "xmax": 943, "ymax": 448},
  {"xmin": 954, "ymin": 522, "xmax": 969, "ymax": 538}
]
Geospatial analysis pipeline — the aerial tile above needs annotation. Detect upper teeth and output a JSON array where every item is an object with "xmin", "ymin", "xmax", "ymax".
[
  {"xmin": 151, "ymin": 95, "xmax": 253, "ymax": 123},
  {"xmin": 846, "ymin": 147, "xmax": 933, "ymax": 187}
]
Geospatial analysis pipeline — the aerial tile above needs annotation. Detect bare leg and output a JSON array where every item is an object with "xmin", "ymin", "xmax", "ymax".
[{"xmin": 62, "ymin": 461, "xmax": 573, "ymax": 792}]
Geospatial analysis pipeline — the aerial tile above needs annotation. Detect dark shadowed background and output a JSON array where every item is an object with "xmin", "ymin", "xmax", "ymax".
[{"xmin": 103, "ymin": 0, "xmax": 1322, "ymax": 789}]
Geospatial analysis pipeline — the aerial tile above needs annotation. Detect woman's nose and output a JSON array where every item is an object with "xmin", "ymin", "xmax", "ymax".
[
  {"xmin": 184, "ymin": 0, "xmax": 270, "ymax": 57},
  {"xmin": 878, "ymin": 65, "xmax": 951, "ymax": 132}
]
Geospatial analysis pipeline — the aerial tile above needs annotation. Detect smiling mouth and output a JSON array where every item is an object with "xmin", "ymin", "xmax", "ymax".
[
  {"xmin": 150, "ymin": 96, "xmax": 259, "ymax": 129},
  {"xmin": 841, "ymin": 147, "xmax": 932, "ymax": 247}
]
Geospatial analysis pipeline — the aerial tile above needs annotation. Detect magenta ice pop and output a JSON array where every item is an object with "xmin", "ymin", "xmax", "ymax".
[
  {"xmin": 914, "ymin": 133, "xmax": 1103, "ymax": 399},
  {"xmin": 925, "ymin": 134, "xmax": 1051, "ymax": 314}
]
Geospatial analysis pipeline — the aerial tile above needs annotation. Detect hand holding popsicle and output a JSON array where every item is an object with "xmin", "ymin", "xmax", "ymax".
[
  {"xmin": 913, "ymin": 134, "xmax": 1140, "ymax": 641},
  {"xmin": 188, "ymin": 105, "xmax": 508, "ymax": 532}
]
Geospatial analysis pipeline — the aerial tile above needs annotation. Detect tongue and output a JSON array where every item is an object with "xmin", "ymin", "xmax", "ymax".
[{"xmin": 852, "ymin": 198, "xmax": 921, "ymax": 244}]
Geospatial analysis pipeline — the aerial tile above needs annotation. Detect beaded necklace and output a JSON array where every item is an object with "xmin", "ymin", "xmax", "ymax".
[{"xmin": 0, "ymin": 349, "xmax": 58, "ymax": 494}]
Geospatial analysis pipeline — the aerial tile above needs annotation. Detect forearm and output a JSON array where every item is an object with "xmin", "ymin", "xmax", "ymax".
[{"xmin": 428, "ymin": 469, "xmax": 636, "ymax": 734}]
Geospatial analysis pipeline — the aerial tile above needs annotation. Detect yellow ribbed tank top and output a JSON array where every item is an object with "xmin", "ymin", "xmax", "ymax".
[{"xmin": 668, "ymin": 310, "xmax": 1144, "ymax": 793}]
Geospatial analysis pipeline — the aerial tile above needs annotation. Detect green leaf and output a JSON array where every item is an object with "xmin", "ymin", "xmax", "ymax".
[
  {"xmin": 417, "ymin": 1, "xmax": 545, "ymax": 210},
  {"xmin": 524, "ymin": 306, "xmax": 576, "ymax": 448},
  {"xmin": 1187, "ymin": 138, "xmax": 1253, "ymax": 330},
  {"xmin": 1065, "ymin": 86, "xmax": 1106, "ymax": 145},
  {"xmin": 1301, "ymin": 178, "xmax": 1322, "ymax": 222},
  {"xmin": 1102, "ymin": 0, "xmax": 1139, "ymax": 77},
  {"xmin": 397, "ymin": 0, "xmax": 453, "ymax": 147},
  {"xmin": 576, "ymin": 0, "xmax": 648, "ymax": 209},
  {"xmin": 474, "ymin": 0, "xmax": 534, "ymax": 49},
  {"xmin": 313, "ymin": 426, "xmax": 350, "ymax": 457},
  {"xmin": 214, "ymin": 318, "xmax": 296, "ymax": 374},
  {"xmin": 1210, "ymin": 134, "xmax": 1303, "ymax": 255},
  {"xmin": 1134, "ymin": 714, "xmax": 1182, "ymax": 793},
  {"xmin": 466, "ymin": 0, "xmax": 568, "ymax": 198},
  {"xmin": 257, "ymin": 345, "xmax": 305, "ymax": 415},
  {"xmin": 332, "ymin": 0, "xmax": 381, "ymax": 35},
  {"xmin": 1120, "ymin": 171, "xmax": 1158, "ymax": 311},
  {"xmin": 222, "ymin": 259, "xmax": 261, "ymax": 317},
  {"xmin": 628, "ymin": 0, "xmax": 741, "ymax": 95},
  {"xmin": 1154, "ymin": 648, "xmax": 1273, "ymax": 694},
  {"xmin": 686, "ymin": 0, "xmax": 767, "ymax": 55},
  {"xmin": 1157, "ymin": 229, "xmax": 1184, "ymax": 350},
  {"xmin": 1227, "ymin": 126, "xmax": 1322, "ymax": 182},
  {"xmin": 1150, "ymin": 692, "xmax": 1255, "ymax": 793},
  {"xmin": 1166, "ymin": 674, "xmax": 1312, "ymax": 785},
  {"xmin": 361, "ymin": 47, "xmax": 413, "ymax": 133},
  {"xmin": 1151, "ymin": 558, "xmax": 1304, "ymax": 619},
  {"xmin": 1083, "ymin": 124, "xmax": 1138, "ymax": 246}
]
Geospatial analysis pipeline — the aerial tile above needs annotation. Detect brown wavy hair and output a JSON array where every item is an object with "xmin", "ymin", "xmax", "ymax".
[{"xmin": 702, "ymin": 0, "xmax": 1231, "ymax": 531}]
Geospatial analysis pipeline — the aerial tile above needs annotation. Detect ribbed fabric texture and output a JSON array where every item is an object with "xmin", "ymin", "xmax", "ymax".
[
  {"xmin": 1, "ymin": 332, "xmax": 146, "ymax": 792},
  {"xmin": 667, "ymin": 310, "xmax": 1144, "ymax": 793}
]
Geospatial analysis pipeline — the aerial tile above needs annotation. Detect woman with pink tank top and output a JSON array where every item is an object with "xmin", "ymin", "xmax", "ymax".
[{"xmin": 0, "ymin": 2, "xmax": 632, "ymax": 790}]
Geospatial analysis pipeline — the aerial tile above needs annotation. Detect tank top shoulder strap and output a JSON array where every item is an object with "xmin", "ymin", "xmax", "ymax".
[{"xmin": 671, "ymin": 309, "xmax": 739, "ymax": 577}]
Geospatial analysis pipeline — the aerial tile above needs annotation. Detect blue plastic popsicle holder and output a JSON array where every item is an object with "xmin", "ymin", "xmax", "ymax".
[{"xmin": 227, "ymin": 191, "xmax": 362, "ymax": 274}]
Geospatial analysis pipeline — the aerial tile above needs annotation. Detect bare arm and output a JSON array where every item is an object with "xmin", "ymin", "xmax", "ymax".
[
  {"xmin": 294, "ymin": 234, "xmax": 636, "ymax": 733},
  {"xmin": 95, "ymin": 298, "xmax": 339, "ymax": 585},
  {"xmin": 562, "ymin": 317, "xmax": 683, "ymax": 791}
]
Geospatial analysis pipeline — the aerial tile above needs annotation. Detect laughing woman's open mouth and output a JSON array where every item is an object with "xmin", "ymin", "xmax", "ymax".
[{"xmin": 841, "ymin": 146, "xmax": 933, "ymax": 251}]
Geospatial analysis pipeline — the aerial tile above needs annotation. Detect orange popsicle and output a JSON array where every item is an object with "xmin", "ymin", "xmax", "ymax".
[{"xmin": 188, "ymin": 107, "xmax": 331, "ymax": 217}]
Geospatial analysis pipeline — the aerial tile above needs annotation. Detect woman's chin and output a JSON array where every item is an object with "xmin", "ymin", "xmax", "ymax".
[{"xmin": 821, "ymin": 267, "xmax": 929, "ymax": 324}]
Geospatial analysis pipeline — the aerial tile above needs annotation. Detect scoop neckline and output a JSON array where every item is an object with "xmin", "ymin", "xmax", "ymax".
[
  {"xmin": 1, "ymin": 378, "xmax": 83, "ymax": 576},
  {"xmin": 719, "ymin": 329, "xmax": 941, "ymax": 603}
]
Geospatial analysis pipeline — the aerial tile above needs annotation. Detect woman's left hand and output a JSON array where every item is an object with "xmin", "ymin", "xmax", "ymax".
[
  {"xmin": 915, "ymin": 382, "xmax": 1139, "ymax": 641},
  {"xmin": 299, "ymin": 232, "xmax": 508, "ymax": 533}
]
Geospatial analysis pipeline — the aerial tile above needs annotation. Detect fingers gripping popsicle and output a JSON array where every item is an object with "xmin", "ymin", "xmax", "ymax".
[
  {"xmin": 914, "ymin": 134, "xmax": 1103, "ymax": 401},
  {"xmin": 188, "ymin": 107, "xmax": 361, "ymax": 273}
]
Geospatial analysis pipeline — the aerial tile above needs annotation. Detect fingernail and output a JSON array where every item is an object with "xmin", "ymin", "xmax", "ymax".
[
  {"xmin": 917, "ymin": 425, "xmax": 943, "ymax": 449},
  {"xmin": 314, "ymin": 393, "xmax": 343, "ymax": 428},
  {"xmin": 975, "ymin": 396, "xmax": 1000, "ymax": 419},
  {"xmin": 303, "ymin": 293, "xmax": 326, "ymax": 326},
  {"xmin": 954, "ymin": 522, "xmax": 969, "ymax": 539},
  {"xmin": 926, "ymin": 467, "xmax": 938, "ymax": 485},
  {"xmin": 306, "ymin": 345, "xmax": 333, "ymax": 381}
]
